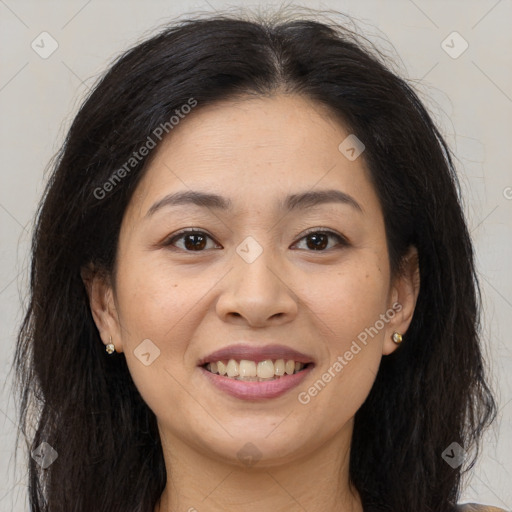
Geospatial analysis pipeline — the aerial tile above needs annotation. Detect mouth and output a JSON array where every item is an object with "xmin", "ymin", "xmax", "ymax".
[{"xmin": 198, "ymin": 344, "xmax": 315, "ymax": 400}]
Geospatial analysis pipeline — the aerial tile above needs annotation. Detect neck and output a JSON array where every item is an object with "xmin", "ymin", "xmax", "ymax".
[{"xmin": 154, "ymin": 420, "xmax": 363, "ymax": 512}]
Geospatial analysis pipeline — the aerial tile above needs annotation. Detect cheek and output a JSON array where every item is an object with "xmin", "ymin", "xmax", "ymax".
[
  {"xmin": 295, "ymin": 264, "xmax": 388, "ymax": 435},
  {"xmin": 113, "ymin": 259, "xmax": 203, "ymax": 425},
  {"xmin": 297, "ymin": 257, "xmax": 389, "ymax": 348},
  {"xmin": 314, "ymin": 258, "xmax": 389, "ymax": 400},
  {"xmin": 116, "ymin": 257, "xmax": 210, "ymax": 338}
]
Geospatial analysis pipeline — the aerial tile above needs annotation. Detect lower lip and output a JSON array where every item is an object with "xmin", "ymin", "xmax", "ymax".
[{"xmin": 199, "ymin": 365, "xmax": 313, "ymax": 401}]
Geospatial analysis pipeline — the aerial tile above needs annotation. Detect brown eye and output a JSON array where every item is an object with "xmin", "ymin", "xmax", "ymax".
[
  {"xmin": 293, "ymin": 230, "xmax": 348, "ymax": 251},
  {"xmin": 164, "ymin": 230, "xmax": 220, "ymax": 251},
  {"xmin": 305, "ymin": 232, "xmax": 328, "ymax": 250},
  {"xmin": 182, "ymin": 233, "xmax": 207, "ymax": 250}
]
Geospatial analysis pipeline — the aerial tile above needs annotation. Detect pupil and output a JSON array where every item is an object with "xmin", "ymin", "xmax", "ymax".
[
  {"xmin": 184, "ymin": 234, "xmax": 206, "ymax": 250},
  {"xmin": 307, "ymin": 233, "xmax": 327, "ymax": 250}
]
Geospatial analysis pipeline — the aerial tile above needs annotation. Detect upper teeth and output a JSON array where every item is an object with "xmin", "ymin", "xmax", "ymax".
[{"xmin": 206, "ymin": 359, "xmax": 305, "ymax": 379}]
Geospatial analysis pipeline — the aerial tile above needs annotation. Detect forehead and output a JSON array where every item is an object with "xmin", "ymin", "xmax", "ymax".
[{"xmin": 126, "ymin": 94, "xmax": 380, "ymax": 219}]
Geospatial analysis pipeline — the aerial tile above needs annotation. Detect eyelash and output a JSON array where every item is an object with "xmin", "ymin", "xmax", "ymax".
[{"xmin": 162, "ymin": 227, "xmax": 349, "ymax": 252}]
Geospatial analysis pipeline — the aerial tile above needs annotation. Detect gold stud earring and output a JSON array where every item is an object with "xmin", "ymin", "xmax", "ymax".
[
  {"xmin": 106, "ymin": 335, "xmax": 115, "ymax": 354},
  {"xmin": 392, "ymin": 331, "xmax": 403, "ymax": 344}
]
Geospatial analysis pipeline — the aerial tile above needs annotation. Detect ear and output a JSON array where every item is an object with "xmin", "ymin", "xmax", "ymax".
[
  {"xmin": 81, "ymin": 263, "xmax": 124, "ymax": 353},
  {"xmin": 382, "ymin": 245, "xmax": 420, "ymax": 356}
]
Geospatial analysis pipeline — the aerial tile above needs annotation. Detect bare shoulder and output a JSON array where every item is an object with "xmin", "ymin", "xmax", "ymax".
[{"xmin": 457, "ymin": 503, "xmax": 509, "ymax": 512}]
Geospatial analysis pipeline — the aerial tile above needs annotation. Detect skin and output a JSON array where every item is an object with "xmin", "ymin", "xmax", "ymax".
[{"xmin": 84, "ymin": 94, "xmax": 420, "ymax": 512}]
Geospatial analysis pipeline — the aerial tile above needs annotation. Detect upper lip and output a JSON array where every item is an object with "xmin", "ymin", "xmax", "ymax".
[{"xmin": 198, "ymin": 344, "xmax": 315, "ymax": 366}]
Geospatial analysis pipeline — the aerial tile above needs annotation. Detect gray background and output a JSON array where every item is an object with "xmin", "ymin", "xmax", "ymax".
[{"xmin": 1, "ymin": 0, "xmax": 511, "ymax": 510}]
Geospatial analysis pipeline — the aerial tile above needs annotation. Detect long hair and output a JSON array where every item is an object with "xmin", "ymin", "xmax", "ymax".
[{"xmin": 12, "ymin": 7, "xmax": 497, "ymax": 512}]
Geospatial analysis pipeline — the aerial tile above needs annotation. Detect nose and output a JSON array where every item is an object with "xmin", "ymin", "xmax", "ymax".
[{"xmin": 215, "ymin": 245, "xmax": 298, "ymax": 328}]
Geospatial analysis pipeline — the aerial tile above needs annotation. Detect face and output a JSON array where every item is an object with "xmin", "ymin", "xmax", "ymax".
[{"xmin": 87, "ymin": 94, "xmax": 419, "ymax": 467}]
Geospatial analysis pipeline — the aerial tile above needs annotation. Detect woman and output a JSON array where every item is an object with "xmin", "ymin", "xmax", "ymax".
[{"xmin": 13, "ymin": 8, "xmax": 505, "ymax": 512}]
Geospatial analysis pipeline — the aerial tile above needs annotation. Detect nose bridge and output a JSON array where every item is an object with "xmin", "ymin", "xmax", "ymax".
[
  {"xmin": 215, "ymin": 234, "xmax": 298, "ymax": 325},
  {"xmin": 233, "ymin": 234, "xmax": 286, "ymax": 294}
]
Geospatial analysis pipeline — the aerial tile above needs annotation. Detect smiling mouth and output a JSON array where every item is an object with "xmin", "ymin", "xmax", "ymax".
[{"xmin": 202, "ymin": 359, "xmax": 312, "ymax": 381}]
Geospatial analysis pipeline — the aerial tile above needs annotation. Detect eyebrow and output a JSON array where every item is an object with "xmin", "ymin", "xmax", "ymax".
[{"xmin": 145, "ymin": 188, "xmax": 363, "ymax": 218}]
